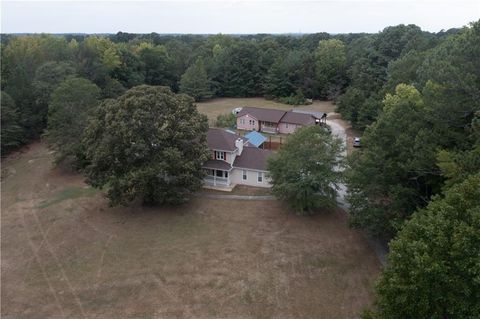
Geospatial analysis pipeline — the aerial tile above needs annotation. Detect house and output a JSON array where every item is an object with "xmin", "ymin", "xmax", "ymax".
[
  {"xmin": 203, "ymin": 128, "xmax": 272, "ymax": 190},
  {"xmin": 278, "ymin": 111, "xmax": 318, "ymax": 134},
  {"xmin": 236, "ymin": 107, "xmax": 286, "ymax": 133},
  {"xmin": 236, "ymin": 107, "xmax": 325, "ymax": 134}
]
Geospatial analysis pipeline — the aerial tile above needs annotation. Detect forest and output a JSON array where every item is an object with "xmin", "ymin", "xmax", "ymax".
[{"xmin": 1, "ymin": 21, "xmax": 479, "ymax": 318}]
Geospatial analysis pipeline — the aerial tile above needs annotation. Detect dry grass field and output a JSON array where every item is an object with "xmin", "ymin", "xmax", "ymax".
[
  {"xmin": 1, "ymin": 143, "xmax": 379, "ymax": 319},
  {"xmin": 196, "ymin": 97, "xmax": 337, "ymax": 124}
]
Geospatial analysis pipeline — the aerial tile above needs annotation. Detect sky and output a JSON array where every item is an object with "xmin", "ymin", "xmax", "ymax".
[{"xmin": 2, "ymin": 0, "xmax": 479, "ymax": 34}]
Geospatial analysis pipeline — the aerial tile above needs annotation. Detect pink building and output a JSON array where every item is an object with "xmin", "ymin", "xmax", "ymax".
[{"xmin": 236, "ymin": 107, "xmax": 323, "ymax": 134}]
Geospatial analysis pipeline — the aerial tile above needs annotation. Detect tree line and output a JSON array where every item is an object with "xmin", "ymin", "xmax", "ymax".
[{"xmin": 0, "ymin": 24, "xmax": 463, "ymax": 153}]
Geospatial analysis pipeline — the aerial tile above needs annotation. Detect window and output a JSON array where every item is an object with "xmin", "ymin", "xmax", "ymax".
[
  {"xmin": 216, "ymin": 170, "xmax": 223, "ymax": 177},
  {"xmin": 285, "ymin": 123, "xmax": 289, "ymax": 128},
  {"xmin": 240, "ymin": 119, "xmax": 245, "ymax": 124},
  {"xmin": 215, "ymin": 151, "xmax": 225, "ymax": 160},
  {"xmin": 257, "ymin": 172, "xmax": 263, "ymax": 183},
  {"xmin": 242, "ymin": 170, "xmax": 247, "ymax": 180}
]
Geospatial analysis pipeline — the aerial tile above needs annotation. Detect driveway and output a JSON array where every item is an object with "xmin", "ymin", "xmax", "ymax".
[{"xmin": 327, "ymin": 119, "xmax": 388, "ymax": 266}]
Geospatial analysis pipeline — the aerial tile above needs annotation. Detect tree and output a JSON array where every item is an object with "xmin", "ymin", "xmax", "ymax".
[
  {"xmin": 83, "ymin": 85, "xmax": 209, "ymax": 206},
  {"xmin": 45, "ymin": 78, "xmax": 100, "ymax": 165},
  {"xmin": 1, "ymin": 92, "xmax": 24, "ymax": 154},
  {"xmin": 32, "ymin": 61, "xmax": 77, "ymax": 130},
  {"xmin": 210, "ymin": 41, "xmax": 260, "ymax": 97},
  {"xmin": 315, "ymin": 39, "xmax": 347, "ymax": 99},
  {"xmin": 75, "ymin": 36, "xmax": 120, "ymax": 87},
  {"xmin": 268, "ymin": 125, "xmax": 343, "ymax": 213},
  {"xmin": 215, "ymin": 113, "xmax": 236, "ymax": 128},
  {"xmin": 346, "ymin": 84, "xmax": 440, "ymax": 238},
  {"xmin": 139, "ymin": 45, "xmax": 177, "ymax": 89},
  {"xmin": 263, "ymin": 50, "xmax": 316, "ymax": 100},
  {"xmin": 372, "ymin": 173, "xmax": 480, "ymax": 319},
  {"xmin": 179, "ymin": 58, "xmax": 213, "ymax": 101}
]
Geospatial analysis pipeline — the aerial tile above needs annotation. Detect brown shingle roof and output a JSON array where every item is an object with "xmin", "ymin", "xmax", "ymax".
[
  {"xmin": 207, "ymin": 128, "xmax": 246, "ymax": 151},
  {"xmin": 233, "ymin": 147, "xmax": 273, "ymax": 171},
  {"xmin": 237, "ymin": 107, "xmax": 286, "ymax": 123},
  {"xmin": 203, "ymin": 159, "xmax": 232, "ymax": 170},
  {"xmin": 280, "ymin": 112, "xmax": 316, "ymax": 125}
]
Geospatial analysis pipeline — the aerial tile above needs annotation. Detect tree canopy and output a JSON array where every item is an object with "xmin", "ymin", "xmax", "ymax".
[
  {"xmin": 371, "ymin": 173, "xmax": 480, "ymax": 319},
  {"xmin": 179, "ymin": 57, "xmax": 213, "ymax": 101},
  {"xmin": 1, "ymin": 91, "xmax": 24, "ymax": 154},
  {"xmin": 82, "ymin": 85, "xmax": 209, "ymax": 206},
  {"xmin": 268, "ymin": 125, "xmax": 343, "ymax": 213},
  {"xmin": 45, "ymin": 77, "xmax": 100, "ymax": 165},
  {"xmin": 2, "ymin": 22, "xmax": 477, "ymax": 153}
]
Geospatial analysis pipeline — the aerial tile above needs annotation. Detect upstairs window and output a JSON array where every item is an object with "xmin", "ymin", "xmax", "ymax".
[
  {"xmin": 242, "ymin": 170, "xmax": 247, "ymax": 180},
  {"xmin": 215, "ymin": 151, "xmax": 225, "ymax": 160}
]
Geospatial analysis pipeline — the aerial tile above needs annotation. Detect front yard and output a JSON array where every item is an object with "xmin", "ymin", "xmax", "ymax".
[{"xmin": 1, "ymin": 143, "xmax": 379, "ymax": 318}]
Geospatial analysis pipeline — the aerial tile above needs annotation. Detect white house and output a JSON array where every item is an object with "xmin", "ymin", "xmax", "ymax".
[{"xmin": 203, "ymin": 128, "xmax": 272, "ymax": 190}]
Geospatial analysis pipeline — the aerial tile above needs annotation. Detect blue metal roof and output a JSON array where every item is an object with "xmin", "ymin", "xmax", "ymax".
[{"xmin": 245, "ymin": 131, "xmax": 267, "ymax": 148}]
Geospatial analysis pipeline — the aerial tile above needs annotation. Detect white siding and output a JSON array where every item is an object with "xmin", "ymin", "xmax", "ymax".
[{"xmin": 230, "ymin": 168, "xmax": 271, "ymax": 188}]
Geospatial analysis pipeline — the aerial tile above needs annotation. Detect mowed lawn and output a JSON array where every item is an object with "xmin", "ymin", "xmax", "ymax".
[
  {"xmin": 1, "ymin": 143, "xmax": 380, "ymax": 319},
  {"xmin": 196, "ymin": 97, "xmax": 337, "ymax": 124}
]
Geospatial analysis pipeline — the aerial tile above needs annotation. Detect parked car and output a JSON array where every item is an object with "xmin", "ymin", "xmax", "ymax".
[{"xmin": 353, "ymin": 137, "xmax": 361, "ymax": 148}]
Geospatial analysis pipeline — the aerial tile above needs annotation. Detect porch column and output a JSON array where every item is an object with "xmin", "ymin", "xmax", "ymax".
[{"xmin": 214, "ymin": 170, "xmax": 216, "ymax": 186}]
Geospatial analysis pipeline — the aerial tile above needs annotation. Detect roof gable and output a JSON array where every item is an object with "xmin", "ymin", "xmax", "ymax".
[
  {"xmin": 237, "ymin": 107, "xmax": 286, "ymax": 123},
  {"xmin": 207, "ymin": 128, "xmax": 246, "ymax": 151},
  {"xmin": 280, "ymin": 112, "xmax": 316, "ymax": 125}
]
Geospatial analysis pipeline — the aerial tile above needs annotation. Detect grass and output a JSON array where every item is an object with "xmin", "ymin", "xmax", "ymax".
[
  {"xmin": 1, "ymin": 142, "xmax": 380, "ymax": 319},
  {"xmin": 196, "ymin": 97, "xmax": 337, "ymax": 124},
  {"xmin": 37, "ymin": 186, "xmax": 98, "ymax": 208}
]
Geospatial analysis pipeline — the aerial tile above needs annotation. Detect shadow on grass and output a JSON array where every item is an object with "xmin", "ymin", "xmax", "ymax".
[{"xmin": 38, "ymin": 186, "xmax": 98, "ymax": 209}]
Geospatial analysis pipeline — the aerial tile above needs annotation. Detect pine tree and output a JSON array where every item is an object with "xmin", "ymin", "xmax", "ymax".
[{"xmin": 179, "ymin": 58, "xmax": 213, "ymax": 101}]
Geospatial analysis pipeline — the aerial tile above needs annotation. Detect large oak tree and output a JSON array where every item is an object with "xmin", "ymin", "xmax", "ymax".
[{"xmin": 83, "ymin": 85, "xmax": 209, "ymax": 206}]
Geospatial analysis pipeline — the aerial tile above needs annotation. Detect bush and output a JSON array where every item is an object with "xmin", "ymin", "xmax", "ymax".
[
  {"xmin": 276, "ymin": 89, "xmax": 312, "ymax": 106},
  {"xmin": 215, "ymin": 113, "xmax": 236, "ymax": 128}
]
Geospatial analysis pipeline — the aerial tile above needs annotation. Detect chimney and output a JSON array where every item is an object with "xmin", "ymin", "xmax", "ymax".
[{"xmin": 235, "ymin": 138, "xmax": 244, "ymax": 156}]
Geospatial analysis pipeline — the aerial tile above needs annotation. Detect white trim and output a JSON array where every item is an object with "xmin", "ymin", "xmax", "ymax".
[
  {"xmin": 232, "ymin": 166, "xmax": 268, "ymax": 173},
  {"xmin": 242, "ymin": 170, "xmax": 247, "ymax": 180},
  {"xmin": 257, "ymin": 172, "xmax": 263, "ymax": 183},
  {"xmin": 215, "ymin": 151, "xmax": 225, "ymax": 160}
]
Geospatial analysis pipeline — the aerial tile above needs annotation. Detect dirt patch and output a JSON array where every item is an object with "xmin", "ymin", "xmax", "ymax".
[
  {"xmin": 2, "ymin": 143, "xmax": 380, "ymax": 319},
  {"xmin": 197, "ymin": 97, "xmax": 336, "ymax": 125}
]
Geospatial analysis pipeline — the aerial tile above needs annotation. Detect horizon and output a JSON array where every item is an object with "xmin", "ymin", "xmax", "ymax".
[{"xmin": 2, "ymin": 1, "xmax": 479, "ymax": 34}]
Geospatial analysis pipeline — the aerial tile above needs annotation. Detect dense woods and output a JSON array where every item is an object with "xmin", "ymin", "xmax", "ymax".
[{"xmin": 0, "ymin": 24, "xmax": 463, "ymax": 147}]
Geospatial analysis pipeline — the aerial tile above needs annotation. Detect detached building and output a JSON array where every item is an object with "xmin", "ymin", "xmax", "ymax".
[
  {"xmin": 236, "ymin": 107, "xmax": 325, "ymax": 134},
  {"xmin": 203, "ymin": 128, "xmax": 272, "ymax": 190}
]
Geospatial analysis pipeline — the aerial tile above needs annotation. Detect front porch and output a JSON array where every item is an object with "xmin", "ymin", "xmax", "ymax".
[
  {"xmin": 260, "ymin": 121, "xmax": 277, "ymax": 134},
  {"xmin": 203, "ymin": 167, "xmax": 235, "ymax": 191}
]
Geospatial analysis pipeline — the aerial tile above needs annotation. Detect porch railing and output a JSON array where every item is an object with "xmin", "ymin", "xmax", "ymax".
[{"xmin": 204, "ymin": 175, "xmax": 230, "ymax": 186}]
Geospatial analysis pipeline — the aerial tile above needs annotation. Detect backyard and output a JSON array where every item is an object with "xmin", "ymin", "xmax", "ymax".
[
  {"xmin": 196, "ymin": 97, "xmax": 336, "ymax": 124},
  {"xmin": 198, "ymin": 97, "xmax": 361, "ymax": 154},
  {"xmin": 1, "ymin": 142, "xmax": 379, "ymax": 319}
]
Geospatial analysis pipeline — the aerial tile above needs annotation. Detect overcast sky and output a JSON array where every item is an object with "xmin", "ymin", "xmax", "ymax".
[{"xmin": 2, "ymin": 0, "xmax": 479, "ymax": 34}]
